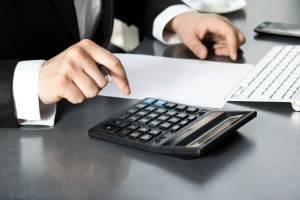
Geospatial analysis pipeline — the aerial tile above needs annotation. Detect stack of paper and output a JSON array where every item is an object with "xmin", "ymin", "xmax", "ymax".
[{"xmin": 99, "ymin": 54, "xmax": 253, "ymax": 108}]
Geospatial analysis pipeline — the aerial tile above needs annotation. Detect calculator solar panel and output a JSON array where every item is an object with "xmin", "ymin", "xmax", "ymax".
[{"xmin": 88, "ymin": 98, "xmax": 256, "ymax": 159}]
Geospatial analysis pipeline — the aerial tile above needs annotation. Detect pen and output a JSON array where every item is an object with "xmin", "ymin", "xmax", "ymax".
[{"xmin": 97, "ymin": 63, "xmax": 112, "ymax": 83}]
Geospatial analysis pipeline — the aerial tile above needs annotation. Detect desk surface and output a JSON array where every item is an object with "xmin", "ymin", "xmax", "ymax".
[{"xmin": 1, "ymin": 0, "xmax": 300, "ymax": 199}]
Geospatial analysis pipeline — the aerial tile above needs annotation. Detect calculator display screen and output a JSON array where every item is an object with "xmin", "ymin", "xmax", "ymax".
[{"xmin": 186, "ymin": 115, "xmax": 243, "ymax": 148}]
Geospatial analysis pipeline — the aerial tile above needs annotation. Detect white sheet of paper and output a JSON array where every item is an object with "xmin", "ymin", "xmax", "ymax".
[{"xmin": 99, "ymin": 54, "xmax": 253, "ymax": 108}]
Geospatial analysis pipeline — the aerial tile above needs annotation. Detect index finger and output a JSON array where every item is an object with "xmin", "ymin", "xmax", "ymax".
[{"xmin": 78, "ymin": 39, "xmax": 130, "ymax": 95}]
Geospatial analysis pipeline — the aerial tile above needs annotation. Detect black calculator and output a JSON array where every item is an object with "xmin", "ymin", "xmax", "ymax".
[{"xmin": 88, "ymin": 98, "xmax": 256, "ymax": 159}]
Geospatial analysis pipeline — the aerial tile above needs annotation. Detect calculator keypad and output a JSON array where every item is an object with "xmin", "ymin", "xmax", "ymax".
[{"xmin": 92, "ymin": 98, "xmax": 209, "ymax": 146}]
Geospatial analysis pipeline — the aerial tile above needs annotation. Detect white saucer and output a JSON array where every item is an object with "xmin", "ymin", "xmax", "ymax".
[{"xmin": 182, "ymin": 0, "xmax": 247, "ymax": 14}]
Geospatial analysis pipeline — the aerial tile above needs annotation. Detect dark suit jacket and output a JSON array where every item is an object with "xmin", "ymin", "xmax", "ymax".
[{"xmin": 0, "ymin": 0, "xmax": 183, "ymax": 128}]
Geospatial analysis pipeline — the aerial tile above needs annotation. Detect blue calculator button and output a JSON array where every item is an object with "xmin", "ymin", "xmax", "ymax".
[
  {"xmin": 144, "ymin": 98, "xmax": 157, "ymax": 105},
  {"xmin": 154, "ymin": 100, "xmax": 167, "ymax": 107}
]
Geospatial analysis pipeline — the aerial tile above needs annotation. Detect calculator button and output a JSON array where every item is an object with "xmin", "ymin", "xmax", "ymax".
[
  {"xmin": 159, "ymin": 122, "xmax": 172, "ymax": 130},
  {"xmin": 176, "ymin": 113, "xmax": 188, "ymax": 119},
  {"xmin": 137, "ymin": 127, "xmax": 150, "ymax": 134},
  {"xmin": 139, "ymin": 134, "xmax": 153, "ymax": 143},
  {"xmin": 170, "ymin": 125, "xmax": 181, "ymax": 133},
  {"xmin": 107, "ymin": 119, "xmax": 130, "ymax": 128},
  {"xmin": 145, "ymin": 106, "xmax": 157, "ymax": 112},
  {"xmin": 165, "ymin": 103, "xmax": 177, "ymax": 109},
  {"xmin": 95, "ymin": 124, "xmax": 121, "ymax": 134},
  {"xmin": 165, "ymin": 110, "xmax": 178, "ymax": 117},
  {"xmin": 175, "ymin": 105, "xmax": 187, "ymax": 112},
  {"xmin": 137, "ymin": 117, "xmax": 151, "ymax": 125},
  {"xmin": 154, "ymin": 100, "xmax": 167, "ymax": 107},
  {"xmin": 135, "ymin": 103, "xmax": 148, "ymax": 109},
  {"xmin": 144, "ymin": 98, "xmax": 157, "ymax": 105},
  {"xmin": 199, "ymin": 111, "xmax": 206, "ymax": 116},
  {"xmin": 117, "ymin": 128, "xmax": 132, "ymax": 137},
  {"xmin": 187, "ymin": 115, "xmax": 197, "ymax": 121},
  {"xmin": 117, "ymin": 112, "xmax": 131, "ymax": 120},
  {"xmin": 168, "ymin": 117, "xmax": 180, "ymax": 124},
  {"xmin": 127, "ymin": 108, "xmax": 139, "ymax": 114},
  {"xmin": 155, "ymin": 108, "xmax": 167, "ymax": 114},
  {"xmin": 127, "ymin": 125, "xmax": 140, "ymax": 130},
  {"xmin": 179, "ymin": 120, "xmax": 189, "ymax": 127},
  {"xmin": 136, "ymin": 110, "xmax": 149, "ymax": 117},
  {"xmin": 154, "ymin": 136, "xmax": 167, "ymax": 144},
  {"xmin": 148, "ymin": 120, "xmax": 162, "ymax": 128},
  {"xmin": 148, "ymin": 129, "xmax": 162, "ymax": 136},
  {"xmin": 127, "ymin": 115, "xmax": 141, "ymax": 122},
  {"xmin": 128, "ymin": 131, "xmax": 142, "ymax": 140},
  {"xmin": 186, "ymin": 107, "xmax": 199, "ymax": 114},
  {"xmin": 157, "ymin": 115, "xmax": 170, "ymax": 121},
  {"xmin": 147, "ymin": 112, "xmax": 159, "ymax": 119}
]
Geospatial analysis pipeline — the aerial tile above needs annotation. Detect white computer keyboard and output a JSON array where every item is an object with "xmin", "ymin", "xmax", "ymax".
[{"xmin": 227, "ymin": 45, "xmax": 300, "ymax": 111}]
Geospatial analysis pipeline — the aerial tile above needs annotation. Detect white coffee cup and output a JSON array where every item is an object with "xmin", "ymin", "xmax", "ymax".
[{"xmin": 201, "ymin": 0, "xmax": 229, "ymax": 8}]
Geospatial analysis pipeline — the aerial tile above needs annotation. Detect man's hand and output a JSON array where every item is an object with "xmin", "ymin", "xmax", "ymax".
[
  {"xmin": 166, "ymin": 12, "xmax": 246, "ymax": 60},
  {"xmin": 38, "ymin": 39, "xmax": 130, "ymax": 104}
]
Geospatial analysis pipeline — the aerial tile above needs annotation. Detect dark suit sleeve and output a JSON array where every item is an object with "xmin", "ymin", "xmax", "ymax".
[
  {"xmin": 114, "ymin": 0, "xmax": 184, "ymax": 37},
  {"xmin": 0, "ymin": 60, "xmax": 19, "ymax": 128}
]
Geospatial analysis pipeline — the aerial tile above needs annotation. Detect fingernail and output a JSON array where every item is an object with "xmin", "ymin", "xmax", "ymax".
[{"xmin": 124, "ymin": 85, "xmax": 131, "ymax": 95}]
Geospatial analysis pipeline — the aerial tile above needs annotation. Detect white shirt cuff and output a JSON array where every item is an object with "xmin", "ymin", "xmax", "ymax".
[
  {"xmin": 13, "ymin": 60, "xmax": 56, "ymax": 126},
  {"xmin": 152, "ymin": 4, "xmax": 196, "ymax": 44}
]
